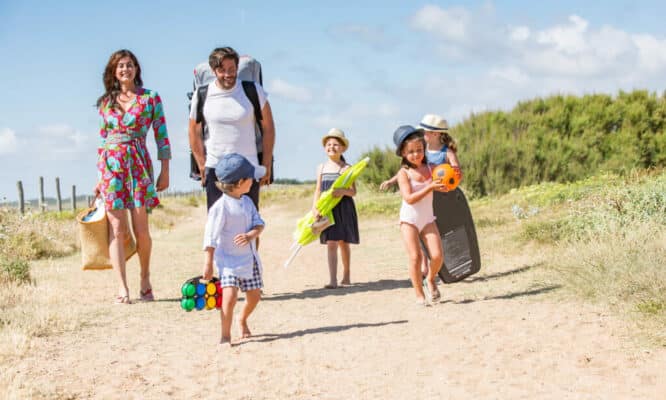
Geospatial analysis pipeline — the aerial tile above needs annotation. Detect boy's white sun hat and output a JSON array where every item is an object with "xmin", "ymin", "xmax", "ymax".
[{"xmin": 419, "ymin": 114, "xmax": 449, "ymax": 132}]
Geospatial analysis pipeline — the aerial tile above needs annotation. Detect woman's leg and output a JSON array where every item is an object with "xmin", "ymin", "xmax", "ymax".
[
  {"xmin": 107, "ymin": 209, "xmax": 129, "ymax": 300},
  {"xmin": 400, "ymin": 223, "xmax": 425, "ymax": 301},
  {"xmin": 339, "ymin": 241, "xmax": 351, "ymax": 285},
  {"xmin": 421, "ymin": 222, "xmax": 443, "ymax": 296},
  {"xmin": 130, "ymin": 206, "xmax": 152, "ymax": 294},
  {"xmin": 239, "ymin": 289, "xmax": 261, "ymax": 338},
  {"xmin": 326, "ymin": 241, "xmax": 339, "ymax": 288}
]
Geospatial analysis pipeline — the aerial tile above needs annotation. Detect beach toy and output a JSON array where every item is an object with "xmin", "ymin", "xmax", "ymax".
[
  {"xmin": 196, "ymin": 282, "xmax": 206, "ymax": 296},
  {"xmin": 181, "ymin": 282, "xmax": 196, "ymax": 297},
  {"xmin": 195, "ymin": 296, "xmax": 206, "ymax": 310},
  {"xmin": 181, "ymin": 297, "xmax": 195, "ymax": 311},
  {"xmin": 206, "ymin": 282, "xmax": 217, "ymax": 296},
  {"xmin": 284, "ymin": 157, "xmax": 370, "ymax": 267},
  {"xmin": 432, "ymin": 163, "xmax": 460, "ymax": 191},
  {"xmin": 206, "ymin": 296, "xmax": 217, "ymax": 310},
  {"xmin": 180, "ymin": 276, "xmax": 222, "ymax": 312}
]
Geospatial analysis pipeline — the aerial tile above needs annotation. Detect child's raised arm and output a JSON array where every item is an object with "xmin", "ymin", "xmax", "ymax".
[{"xmin": 379, "ymin": 173, "xmax": 399, "ymax": 191}]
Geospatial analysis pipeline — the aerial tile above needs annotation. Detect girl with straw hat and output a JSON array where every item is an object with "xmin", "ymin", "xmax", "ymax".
[{"xmin": 311, "ymin": 128, "xmax": 360, "ymax": 288}]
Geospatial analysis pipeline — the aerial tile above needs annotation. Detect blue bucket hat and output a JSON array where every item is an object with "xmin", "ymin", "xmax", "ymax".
[
  {"xmin": 393, "ymin": 125, "xmax": 424, "ymax": 156},
  {"xmin": 215, "ymin": 153, "xmax": 266, "ymax": 183}
]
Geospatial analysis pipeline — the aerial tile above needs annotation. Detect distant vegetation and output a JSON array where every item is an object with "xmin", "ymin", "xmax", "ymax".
[{"xmin": 359, "ymin": 90, "xmax": 666, "ymax": 198}]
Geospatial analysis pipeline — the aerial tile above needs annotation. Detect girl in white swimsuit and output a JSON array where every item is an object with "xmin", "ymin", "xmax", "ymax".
[
  {"xmin": 394, "ymin": 125, "xmax": 446, "ymax": 306},
  {"xmin": 399, "ymin": 168, "xmax": 435, "ymax": 232}
]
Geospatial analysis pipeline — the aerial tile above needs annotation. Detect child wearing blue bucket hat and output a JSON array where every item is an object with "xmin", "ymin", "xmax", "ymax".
[
  {"xmin": 201, "ymin": 153, "xmax": 266, "ymax": 345},
  {"xmin": 393, "ymin": 126, "xmax": 446, "ymax": 306},
  {"xmin": 382, "ymin": 114, "xmax": 463, "ymax": 285}
]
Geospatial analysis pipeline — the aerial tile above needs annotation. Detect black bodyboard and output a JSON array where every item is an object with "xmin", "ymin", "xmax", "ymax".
[{"xmin": 425, "ymin": 188, "xmax": 481, "ymax": 283}]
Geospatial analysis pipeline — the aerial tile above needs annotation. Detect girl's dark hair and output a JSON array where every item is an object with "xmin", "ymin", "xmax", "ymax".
[
  {"xmin": 399, "ymin": 133, "xmax": 427, "ymax": 169},
  {"xmin": 440, "ymin": 132, "xmax": 458, "ymax": 152},
  {"xmin": 209, "ymin": 46, "xmax": 239, "ymax": 70},
  {"xmin": 96, "ymin": 49, "xmax": 143, "ymax": 108}
]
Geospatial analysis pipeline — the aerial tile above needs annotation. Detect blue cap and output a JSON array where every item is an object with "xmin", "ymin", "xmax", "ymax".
[
  {"xmin": 214, "ymin": 153, "xmax": 266, "ymax": 183},
  {"xmin": 393, "ymin": 125, "xmax": 424, "ymax": 155}
]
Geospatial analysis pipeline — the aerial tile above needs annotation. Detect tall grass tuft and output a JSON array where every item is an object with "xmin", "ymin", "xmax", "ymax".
[
  {"xmin": 0, "ymin": 208, "xmax": 79, "ymax": 286},
  {"xmin": 515, "ymin": 171, "xmax": 666, "ymax": 343}
]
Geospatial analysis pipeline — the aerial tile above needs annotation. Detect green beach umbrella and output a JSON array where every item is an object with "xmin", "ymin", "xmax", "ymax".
[{"xmin": 284, "ymin": 157, "xmax": 370, "ymax": 267}]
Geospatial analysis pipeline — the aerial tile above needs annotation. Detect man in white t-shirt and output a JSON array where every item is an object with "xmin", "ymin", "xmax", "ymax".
[{"xmin": 188, "ymin": 46, "xmax": 276, "ymax": 210}]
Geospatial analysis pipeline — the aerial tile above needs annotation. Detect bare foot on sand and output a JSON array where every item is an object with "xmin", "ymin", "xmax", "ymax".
[{"xmin": 239, "ymin": 320, "xmax": 252, "ymax": 339}]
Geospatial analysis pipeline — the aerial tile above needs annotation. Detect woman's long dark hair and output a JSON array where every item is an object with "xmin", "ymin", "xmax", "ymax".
[{"xmin": 96, "ymin": 49, "xmax": 143, "ymax": 109}]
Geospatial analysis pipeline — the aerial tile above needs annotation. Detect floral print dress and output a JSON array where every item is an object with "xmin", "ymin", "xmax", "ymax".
[{"xmin": 97, "ymin": 88, "xmax": 171, "ymax": 211}]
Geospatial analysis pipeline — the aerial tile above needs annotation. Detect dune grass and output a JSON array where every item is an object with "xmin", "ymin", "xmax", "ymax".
[{"xmin": 500, "ymin": 169, "xmax": 666, "ymax": 344}]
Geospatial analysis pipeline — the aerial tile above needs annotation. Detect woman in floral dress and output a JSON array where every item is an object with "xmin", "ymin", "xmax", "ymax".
[{"xmin": 95, "ymin": 49, "xmax": 171, "ymax": 304}]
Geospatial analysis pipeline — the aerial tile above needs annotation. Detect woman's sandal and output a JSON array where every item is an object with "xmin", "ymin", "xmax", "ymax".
[
  {"xmin": 139, "ymin": 288, "xmax": 155, "ymax": 301},
  {"xmin": 115, "ymin": 295, "xmax": 131, "ymax": 305}
]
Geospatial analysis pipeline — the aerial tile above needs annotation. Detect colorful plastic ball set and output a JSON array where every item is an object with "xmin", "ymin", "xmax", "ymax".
[{"xmin": 180, "ymin": 276, "xmax": 222, "ymax": 311}]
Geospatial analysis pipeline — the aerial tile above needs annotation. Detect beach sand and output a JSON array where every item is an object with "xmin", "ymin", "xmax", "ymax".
[{"xmin": 3, "ymin": 203, "xmax": 665, "ymax": 399}]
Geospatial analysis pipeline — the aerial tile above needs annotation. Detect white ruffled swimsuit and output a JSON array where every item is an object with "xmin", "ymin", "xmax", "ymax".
[{"xmin": 399, "ymin": 168, "xmax": 436, "ymax": 232}]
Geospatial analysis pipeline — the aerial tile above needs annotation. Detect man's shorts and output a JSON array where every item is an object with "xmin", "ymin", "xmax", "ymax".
[{"xmin": 219, "ymin": 263, "xmax": 263, "ymax": 292}]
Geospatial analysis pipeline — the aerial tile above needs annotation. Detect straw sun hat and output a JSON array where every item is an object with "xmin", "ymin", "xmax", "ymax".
[
  {"xmin": 419, "ymin": 114, "xmax": 449, "ymax": 132},
  {"xmin": 321, "ymin": 128, "xmax": 349, "ymax": 148}
]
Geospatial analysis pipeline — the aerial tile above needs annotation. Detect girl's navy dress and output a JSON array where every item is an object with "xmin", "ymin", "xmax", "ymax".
[{"xmin": 319, "ymin": 167, "xmax": 360, "ymax": 244}]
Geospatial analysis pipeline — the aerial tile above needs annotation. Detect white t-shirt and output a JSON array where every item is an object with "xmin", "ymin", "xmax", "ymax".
[{"xmin": 189, "ymin": 79, "xmax": 268, "ymax": 168}]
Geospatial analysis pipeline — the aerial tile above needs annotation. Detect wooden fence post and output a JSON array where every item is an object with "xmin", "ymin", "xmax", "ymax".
[
  {"xmin": 39, "ymin": 176, "xmax": 45, "ymax": 212},
  {"xmin": 17, "ymin": 181, "xmax": 24, "ymax": 214},
  {"xmin": 55, "ymin": 177, "xmax": 62, "ymax": 212},
  {"xmin": 72, "ymin": 186, "xmax": 77, "ymax": 210}
]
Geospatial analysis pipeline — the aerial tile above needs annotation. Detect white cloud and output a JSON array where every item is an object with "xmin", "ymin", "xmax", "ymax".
[
  {"xmin": 409, "ymin": 6, "xmax": 666, "ymax": 88},
  {"xmin": 31, "ymin": 124, "xmax": 92, "ymax": 157},
  {"xmin": 268, "ymin": 79, "xmax": 313, "ymax": 103},
  {"xmin": 634, "ymin": 33, "xmax": 666, "ymax": 72},
  {"xmin": 536, "ymin": 15, "xmax": 588, "ymax": 55},
  {"xmin": 510, "ymin": 26, "xmax": 530, "ymax": 42},
  {"xmin": 0, "ymin": 128, "xmax": 18, "ymax": 155},
  {"xmin": 410, "ymin": 5, "xmax": 470, "ymax": 42}
]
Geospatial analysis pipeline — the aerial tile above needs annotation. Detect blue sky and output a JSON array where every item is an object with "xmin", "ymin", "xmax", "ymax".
[{"xmin": 2, "ymin": 0, "xmax": 666, "ymax": 203}]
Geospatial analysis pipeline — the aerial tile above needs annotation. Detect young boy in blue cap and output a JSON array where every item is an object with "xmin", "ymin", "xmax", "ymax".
[{"xmin": 202, "ymin": 153, "xmax": 266, "ymax": 346}]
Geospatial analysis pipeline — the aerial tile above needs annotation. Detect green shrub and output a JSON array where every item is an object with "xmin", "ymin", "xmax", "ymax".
[
  {"xmin": 0, "ymin": 258, "xmax": 31, "ymax": 285},
  {"xmin": 358, "ymin": 146, "xmax": 402, "ymax": 189},
  {"xmin": 453, "ymin": 90, "xmax": 666, "ymax": 197}
]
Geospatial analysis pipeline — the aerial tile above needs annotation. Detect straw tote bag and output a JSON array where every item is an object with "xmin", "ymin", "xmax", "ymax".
[{"xmin": 77, "ymin": 205, "xmax": 137, "ymax": 270}]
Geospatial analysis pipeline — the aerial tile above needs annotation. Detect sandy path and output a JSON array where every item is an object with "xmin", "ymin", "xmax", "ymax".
[{"xmin": 3, "ymin": 203, "xmax": 665, "ymax": 399}]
